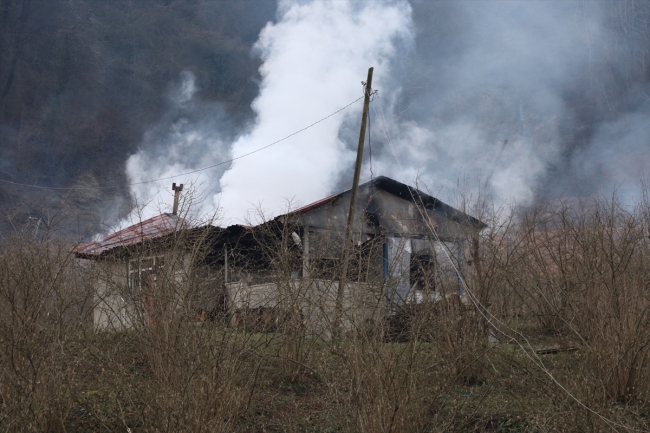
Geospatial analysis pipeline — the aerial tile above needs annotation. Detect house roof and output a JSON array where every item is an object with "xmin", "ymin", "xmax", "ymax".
[
  {"xmin": 73, "ymin": 213, "xmax": 186, "ymax": 258},
  {"xmin": 74, "ymin": 176, "xmax": 485, "ymax": 259},
  {"xmin": 286, "ymin": 176, "xmax": 487, "ymax": 230}
]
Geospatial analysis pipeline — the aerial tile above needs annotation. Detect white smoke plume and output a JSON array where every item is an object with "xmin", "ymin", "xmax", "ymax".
[
  {"xmin": 121, "ymin": 0, "xmax": 649, "ymax": 230},
  {"xmin": 122, "ymin": 71, "xmax": 234, "ymax": 227},
  {"xmin": 216, "ymin": 0, "xmax": 413, "ymax": 224},
  {"xmin": 365, "ymin": 2, "xmax": 575, "ymax": 205},
  {"xmin": 121, "ymin": 0, "xmax": 412, "ymax": 227},
  {"xmin": 372, "ymin": 1, "xmax": 650, "ymax": 206}
]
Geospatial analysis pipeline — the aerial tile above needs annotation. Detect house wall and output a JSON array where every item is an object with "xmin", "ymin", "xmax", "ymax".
[
  {"xmin": 93, "ymin": 259, "xmax": 133, "ymax": 331},
  {"xmin": 227, "ymin": 279, "xmax": 384, "ymax": 337},
  {"xmin": 293, "ymin": 188, "xmax": 476, "ymax": 308},
  {"xmin": 296, "ymin": 188, "xmax": 475, "ymax": 241},
  {"xmin": 91, "ymin": 251, "xmax": 217, "ymax": 331}
]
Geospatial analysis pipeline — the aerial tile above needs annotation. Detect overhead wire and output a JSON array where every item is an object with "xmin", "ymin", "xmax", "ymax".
[
  {"xmin": 0, "ymin": 95, "xmax": 364, "ymax": 192},
  {"xmin": 373, "ymin": 94, "xmax": 636, "ymax": 432}
]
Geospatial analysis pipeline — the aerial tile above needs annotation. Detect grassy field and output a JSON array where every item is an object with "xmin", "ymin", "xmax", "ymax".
[
  {"xmin": 1, "ymin": 195, "xmax": 649, "ymax": 432},
  {"xmin": 1, "ymin": 315, "xmax": 648, "ymax": 432}
]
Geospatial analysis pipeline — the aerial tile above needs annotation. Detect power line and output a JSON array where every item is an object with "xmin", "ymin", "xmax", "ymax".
[{"xmin": 0, "ymin": 95, "xmax": 364, "ymax": 192}]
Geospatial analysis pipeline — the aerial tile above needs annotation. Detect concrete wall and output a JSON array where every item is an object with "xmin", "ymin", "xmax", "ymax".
[
  {"xmin": 92, "ymin": 260, "xmax": 134, "ymax": 331},
  {"xmin": 91, "ymin": 252, "xmax": 205, "ymax": 331},
  {"xmin": 227, "ymin": 279, "xmax": 384, "ymax": 336}
]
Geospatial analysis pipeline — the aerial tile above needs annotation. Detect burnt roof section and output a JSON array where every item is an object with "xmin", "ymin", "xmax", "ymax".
[
  {"xmin": 74, "ymin": 176, "xmax": 485, "ymax": 259},
  {"xmin": 73, "ymin": 216, "xmax": 254, "ymax": 260},
  {"xmin": 286, "ymin": 176, "xmax": 486, "ymax": 230},
  {"xmin": 74, "ymin": 213, "xmax": 187, "ymax": 258}
]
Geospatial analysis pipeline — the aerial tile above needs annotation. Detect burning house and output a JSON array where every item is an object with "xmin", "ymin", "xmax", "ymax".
[
  {"xmin": 74, "ymin": 211, "xmax": 223, "ymax": 330},
  {"xmin": 75, "ymin": 176, "xmax": 485, "ymax": 333}
]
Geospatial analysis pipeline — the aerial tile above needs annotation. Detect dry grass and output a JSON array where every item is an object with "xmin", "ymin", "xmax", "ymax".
[{"xmin": 1, "ymin": 193, "xmax": 649, "ymax": 432}]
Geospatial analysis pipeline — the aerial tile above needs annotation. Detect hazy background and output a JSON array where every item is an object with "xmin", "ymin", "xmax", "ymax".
[{"xmin": 0, "ymin": 0, "xmax": 648, "ymax": 235}]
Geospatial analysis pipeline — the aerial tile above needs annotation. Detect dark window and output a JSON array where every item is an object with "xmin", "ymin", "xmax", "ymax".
[
  {"xmin": 410, "ymin": 254, "xmax": 436, "ymax": 291},
  {"xmin": 314, "ymin": 258, "xmax": 340, "ymax": 281}
]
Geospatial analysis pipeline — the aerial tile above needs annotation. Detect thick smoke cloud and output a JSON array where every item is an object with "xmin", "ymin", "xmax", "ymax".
[
  {"xmin": 122, "ymin": 71, "xmax": 235, "ymax": 225},
  {"xmin": 215, "ymin": 0, "xmax": 412, "ymax": 224},
  {"xmin": 572, "ymin": 112, "xmax": 650, "ymax": 199},
  {"xmin": 124, "ymin": 0, "xmax": 413, "ymax": 226},
  {"xmin": 124, "ymin": 0, "xmax": 649, "ymax": 228},
  {"xmin": 379, "ymin": 0, "xmax": 650, "ymax": 205}
]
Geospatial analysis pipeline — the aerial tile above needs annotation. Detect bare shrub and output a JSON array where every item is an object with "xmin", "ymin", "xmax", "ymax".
[
  {"xmin": 0, "ymin": 232, "xmax": 93, "ymax": 432},
  {"xmin": 488, "ymin": 194, "xmax": 650, "ymax": 405},
  {"xmin": 3, "ymin": 184, "xmax": 650, "ymax": 431},
  {"xmin": 559, "ymin": 198, "xmax": 650, "ymax": 403}
]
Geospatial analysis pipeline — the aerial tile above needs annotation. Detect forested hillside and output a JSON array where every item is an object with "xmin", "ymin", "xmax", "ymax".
[{"xmin": 0, "ymin": 0, "xmax": 275, "ymax": 235}]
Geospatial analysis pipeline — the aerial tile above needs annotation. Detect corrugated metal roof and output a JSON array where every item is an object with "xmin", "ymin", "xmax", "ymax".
[
  {"xmin": 74, "ymin": 213, "xmax": 186, "ymax": 257},
  {"xmin": 288, "ymin": 192, "xmax": 342, "ymax": 215}
]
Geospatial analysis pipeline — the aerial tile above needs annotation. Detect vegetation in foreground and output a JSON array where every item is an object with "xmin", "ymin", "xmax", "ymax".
[{"xmin": 1, "ymin": 194, "xmax": 649, "ymax": 432}]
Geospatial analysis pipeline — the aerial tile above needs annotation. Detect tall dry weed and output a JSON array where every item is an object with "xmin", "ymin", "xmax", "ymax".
[{"xmin": 0, "ymin": 234, "xmax": 93, "ymax": 432}]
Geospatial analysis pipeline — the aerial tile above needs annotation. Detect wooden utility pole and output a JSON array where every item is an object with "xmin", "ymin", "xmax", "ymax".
[
  {"xmin": 172, "ymin": 183, "xmax": 184, "ymax": 215},
  {"xmin": 333, "ymin": 67, "xmax": 374, "ymax": 338}
]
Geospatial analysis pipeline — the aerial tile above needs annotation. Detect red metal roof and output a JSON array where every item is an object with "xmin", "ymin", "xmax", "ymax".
[
  {"xmin": 74, "ymin": 213, "xmax": 186, "ymax": 257},
  {"xmin": 286, "ymin": 192, "xmax": 344, "ymax": 215}
]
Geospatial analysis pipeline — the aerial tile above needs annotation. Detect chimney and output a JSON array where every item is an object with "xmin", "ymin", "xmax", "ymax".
[{"xmin": 172, "ymin": 183, "xmax": 184, "ymax": 215}]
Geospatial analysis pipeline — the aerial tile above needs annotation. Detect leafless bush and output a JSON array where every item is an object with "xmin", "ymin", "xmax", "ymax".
[
  {"xmin": 2, "ymin": 185, "xmax": 650, "ymax": 431},
  {"xmin": 80, "ymin": 196, "xmax": 269, "ymax": 431},
  {"xmin": 0, "ymin": 232, "xmax": 93, "ymax": 432},
  {"xmin": 551, "ymin": 198, "xmax": 649, "ymax": 403},
  {"xmin": 474, "ymin": 193, "xmax": 650, "ymax": 411}
]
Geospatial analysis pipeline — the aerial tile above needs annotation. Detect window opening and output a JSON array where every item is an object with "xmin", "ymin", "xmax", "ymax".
[
  {"xmin": 410, "ymin": 254, "xmax": 436, "ymax": 292},
  {"xmin": 129, "ymin": 255, "xmax": 165, "ymax": 292}
]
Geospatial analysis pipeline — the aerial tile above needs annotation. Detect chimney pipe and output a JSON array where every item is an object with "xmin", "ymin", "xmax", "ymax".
[{"xmin": 172, "ymin": 183, "xmax": 184, "ymax": 215}]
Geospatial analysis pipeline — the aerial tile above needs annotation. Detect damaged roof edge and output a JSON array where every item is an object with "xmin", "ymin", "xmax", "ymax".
[
  {"xmin": 73, "ymin": 222, "xmax": 255, "ymax": 259},
  {"xmin": 75, "ymin": 176, "xmax": 486, "ymax": 258},
  {"xmin": 369, "ymin": 177, "xmax": 487, "ymax": 229},
  {"xmin": 282, "ymin": 176, "xmax": 487, "ymax": 230}
]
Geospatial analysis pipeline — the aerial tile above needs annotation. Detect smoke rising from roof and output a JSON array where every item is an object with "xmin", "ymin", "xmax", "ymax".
[
  {"xmin": 123, "ymin": 0, "xmax": 413, "ymax": 226},
  {"xmin": 122, "ymin": 0, "xmax": 649, "ymax": 228},
  {"xmin": 122, "ymin": 71, "xmax": 235, "ymax": 226},
  {"xmin": 215, "ymin": 0, "xmax": 412, "ymax": 224},
  {"xmin": 384, "ymin": 1, "xmax": 650, "ymax": 204}
]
